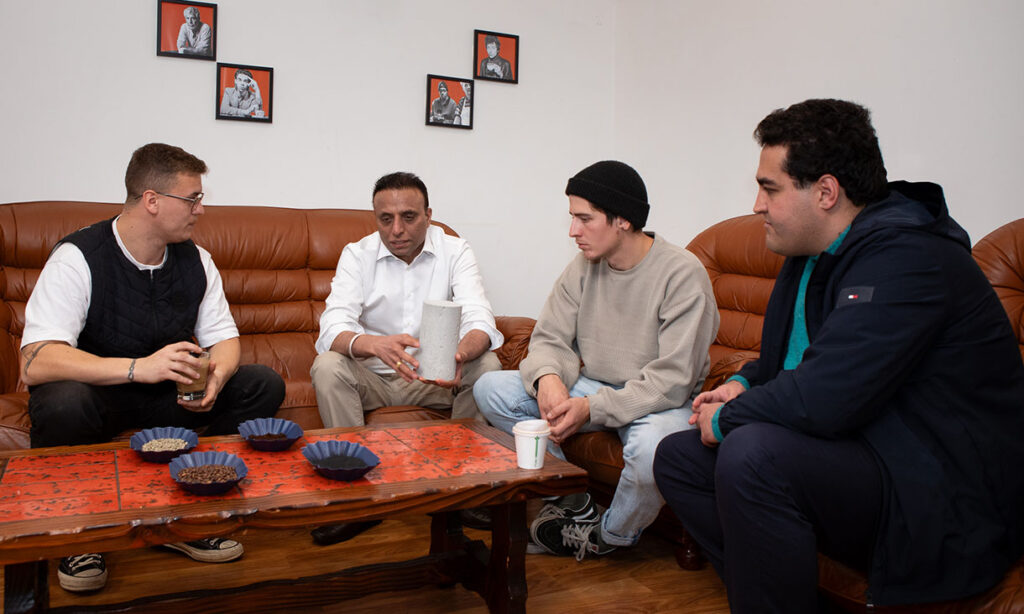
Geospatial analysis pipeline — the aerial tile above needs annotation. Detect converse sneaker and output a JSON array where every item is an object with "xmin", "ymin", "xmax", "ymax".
[
  {"xmin": 160, "ymin": 537, "xmax": 243, "ymax": 563},
  {"xmin": 57, "ymin": 553, "xmax": 107, "ymax": 592}
]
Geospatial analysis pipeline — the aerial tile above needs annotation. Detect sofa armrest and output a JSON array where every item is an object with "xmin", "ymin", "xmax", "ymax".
[{"xmin": 494, "ymin": 316, "xmax": 536, "ymax": 370}]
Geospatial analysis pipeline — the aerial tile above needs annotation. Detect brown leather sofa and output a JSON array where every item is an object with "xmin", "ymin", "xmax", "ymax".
[
  {"xmin": 4, "ymin": 201, "xmax": 1022, "ymax": 609},
  {"xmin": 0, "ymin": 200, "xmax": 535, "ymax": 451}
]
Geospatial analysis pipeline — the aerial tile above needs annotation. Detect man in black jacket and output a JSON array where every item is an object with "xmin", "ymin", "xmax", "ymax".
[{"xmin": 653, "ymin": 99, "xmax": 1024, "ymax": 612}]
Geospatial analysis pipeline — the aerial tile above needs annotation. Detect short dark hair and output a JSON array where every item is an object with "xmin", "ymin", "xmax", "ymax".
[
  {"xmin": 485, "ymin": 34, "xmax": 500, "ymax": 49},
  {"xmin": 235, "ymin": 68, "xmax": 253, "ymax": 81},
  {"xmin": 754, "ymin": 99, "xmax": 888, "ymax": 206},
  {"xmin": 124, "ymin": 143, "xmax": 207, "ymax": 202},
  {"xmin": 373, "ymin": 172, "xmax": 429, "ymax": 210}
]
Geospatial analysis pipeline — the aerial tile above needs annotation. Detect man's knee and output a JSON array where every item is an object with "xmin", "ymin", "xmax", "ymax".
[
  {"xmin": 29, "ymin": 381, "xmax": 105, "ymax": 447},
  {"xmin": 715, "ymin": 423, "xmax": 790, "ymax": 494},
  {"xmin": 311, "ymin": 351, "xmax": 359, "ymax": 390},
  {"xmin": 230, "ymin": 364, "xmax": 285, "ymax": 405},
  {"xmin": 471, "ymin": 370, "xmax": 523, "ymax": 413}
]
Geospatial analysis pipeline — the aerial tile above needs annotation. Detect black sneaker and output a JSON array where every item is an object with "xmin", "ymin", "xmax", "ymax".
[
  {"xmin": 57, "ymin": 553, "xmax": 107, "ymax": 592},
  {"xmin": 557, "ymin": 518, "xmax": 617, "ymax": 561},
  {"xmin": 159, "ymin": 537, "xmax": 243, "ymax": 563},
  {"xmin": 458, "ymin": 507, "xmax": 492, "ymax": 530},
  {"xmin": 531, "ymin": 493, "xmax": 614, "ymax": 559}
]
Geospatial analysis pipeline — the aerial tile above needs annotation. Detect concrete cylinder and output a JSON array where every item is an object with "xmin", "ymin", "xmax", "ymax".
[{"xmin": 418, "ymin": 300, "xmax": 462, "ymax": 381}]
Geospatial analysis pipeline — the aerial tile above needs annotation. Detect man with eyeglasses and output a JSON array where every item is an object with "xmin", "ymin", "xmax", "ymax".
[{"xmin": 19, "ymin": 142, "xmax": 284, "ymax": 593}]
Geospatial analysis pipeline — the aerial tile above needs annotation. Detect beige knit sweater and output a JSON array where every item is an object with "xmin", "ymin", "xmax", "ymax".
[{"xmin": 520, "ymin": 234, "xmax": 719, "ymax": 428}]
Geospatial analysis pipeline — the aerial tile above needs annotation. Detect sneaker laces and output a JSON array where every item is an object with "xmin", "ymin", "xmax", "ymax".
[
  {"xmin": 64, "ymin": 553, "xmax": 104, "ymax": 573},
  {"xmin": 561, "ymin": 521, "xmax": 601, "ymax": 562}
]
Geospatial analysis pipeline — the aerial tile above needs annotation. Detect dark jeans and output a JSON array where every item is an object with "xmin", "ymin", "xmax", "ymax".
[
  {"xmin": 29, "ymin": 364, "xmax": 285, "ymax": 448},
  {"xmin": 653, "ymin": 424, "xmax": 883, "ymax": 614}
]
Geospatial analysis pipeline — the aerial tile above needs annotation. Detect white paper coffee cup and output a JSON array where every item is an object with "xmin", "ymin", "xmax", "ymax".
[
  {"xmin": 512, "ymin": 419, "xmax": 551, "ymax": 469},
  {"xmin": 418, "ymin": 300, "xmax": 462, "ymax": 381}
]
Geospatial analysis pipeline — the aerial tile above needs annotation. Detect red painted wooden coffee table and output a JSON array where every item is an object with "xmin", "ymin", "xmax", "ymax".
[{"xmin": 0, "ymin": 420, "xmax": 587, "ymax": 613}]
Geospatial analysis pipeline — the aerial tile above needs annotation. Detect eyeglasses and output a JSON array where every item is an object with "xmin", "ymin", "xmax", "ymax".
[{"xmin": 155, "ymin": 191, "xmax": 205, "ymax": 213}]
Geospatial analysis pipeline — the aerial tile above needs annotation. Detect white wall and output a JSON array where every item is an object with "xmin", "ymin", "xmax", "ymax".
[
  {"xmin": 2, "ymin": 1, "xmax": 1022, "ymax": 319},
  {"xmin": 614, "ymin": 0, "xmax": 1024, "ymax": 249},
  {"xmin": 0, "ymin": 0, "xmax": 616, "ymax": 317}
]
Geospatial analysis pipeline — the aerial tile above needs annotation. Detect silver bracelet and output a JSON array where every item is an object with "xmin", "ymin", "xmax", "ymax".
[
  {"xmin": 128, "ymin": 358, "xmax": 137, "ymax": 382},
  {"xmin": 347, "ymin": 333, "xmax": 363, "ymax": 358}
]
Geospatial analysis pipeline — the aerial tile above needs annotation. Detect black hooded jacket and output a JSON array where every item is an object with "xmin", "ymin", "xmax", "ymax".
[{"xmin": 718, "ymin": 181, "xmax": 1024, "ymax": 604}]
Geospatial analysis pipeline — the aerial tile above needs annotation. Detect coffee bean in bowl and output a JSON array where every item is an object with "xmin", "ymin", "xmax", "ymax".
[
  {"xmin": 169, "ymin": 451, "xmax": 248, "ymax": 495},
  {"xmin": 237, "ymin": 417, "xmax": 303, "ymax": 451}
]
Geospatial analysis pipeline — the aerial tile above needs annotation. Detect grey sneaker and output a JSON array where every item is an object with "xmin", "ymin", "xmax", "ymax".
[{"xmin": 57, "ymin": 553, "xmax": 108, "ymax": 592}]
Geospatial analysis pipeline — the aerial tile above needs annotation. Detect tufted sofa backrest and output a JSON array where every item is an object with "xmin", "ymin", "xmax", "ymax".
[
  {"xmin": 685, "ymin": 214, "xmax": 784, "ymax": 391},
  {"xmin": 0, "ymin": 201, "xmax": 455, "ymax": 411},
  {"xmin": 973, "ymin": 218, "xmax": 1024, "ymax": 363}
]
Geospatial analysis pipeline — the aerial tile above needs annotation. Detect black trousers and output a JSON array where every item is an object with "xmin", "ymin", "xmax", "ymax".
[
  {"xmin": 653, "ymin": 424, "xmax": 883, "ymax": 614},
  {"xmin": 29, "ymin": 364, "xmax": 285, "ymax": 447}
]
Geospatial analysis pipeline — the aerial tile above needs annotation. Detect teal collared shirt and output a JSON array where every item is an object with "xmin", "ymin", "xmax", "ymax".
[{"xmin": 711, "ymin": 226, "xmax": 850, "ymax": 442}]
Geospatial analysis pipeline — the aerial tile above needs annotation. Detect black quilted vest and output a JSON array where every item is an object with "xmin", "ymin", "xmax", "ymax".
[{"xmin": 59, "ymin": 218, "xmax": 206, "ymax": 358}]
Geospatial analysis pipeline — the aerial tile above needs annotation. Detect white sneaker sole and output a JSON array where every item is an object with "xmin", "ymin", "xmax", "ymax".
[
  {"xmin": 160, "ymin": 541, "xmax": 243, "ymax": 563},
  {"xmin": 58, "ymin": 568, "xmax": 108, "ymax": 592}
]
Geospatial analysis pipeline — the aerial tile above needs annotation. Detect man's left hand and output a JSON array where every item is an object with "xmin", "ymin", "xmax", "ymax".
[
  {"xmin": 420, "ymin": 352, "xmax": 465, "ymax": 389},
  {"xmin": 178, "ymin": 358, "xmax": 226, "ymax": 413},
  {"xmin": 691, "ymin": 401, "xmax": 722, "ymax": 447},
  {"xmin": 547, "ymin": 396, "xmax": 590, "ymax": 444}
]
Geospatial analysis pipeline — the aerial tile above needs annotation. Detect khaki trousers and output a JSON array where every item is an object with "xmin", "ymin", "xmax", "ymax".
[{"xmin": 310, "ymin": 350, "xmax": 502, "ymax": 427}]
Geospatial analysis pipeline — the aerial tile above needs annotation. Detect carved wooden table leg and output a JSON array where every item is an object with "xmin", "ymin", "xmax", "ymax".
[{"xmin": 4, "ymin": 560, "xmax": 48, "ymax": 614}]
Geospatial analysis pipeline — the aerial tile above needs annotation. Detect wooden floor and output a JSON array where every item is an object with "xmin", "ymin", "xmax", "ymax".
[{"xmin": 3, "ymin": 511, "xmax": 730, "ymax": 613}]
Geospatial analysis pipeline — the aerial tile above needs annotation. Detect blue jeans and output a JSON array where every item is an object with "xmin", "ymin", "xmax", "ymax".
[{"xmin": 474, "ymin": 370, "xmax": 695, "ymax": 547}]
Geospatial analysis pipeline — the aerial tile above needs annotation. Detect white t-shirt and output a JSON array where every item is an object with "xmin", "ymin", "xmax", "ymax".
[
  {"xmin": 316, "ymin": 225, "xmax": 503, "ymax": 373},
  {"xmin": 21, "ymin": 217, "xmax": 238, "ymax": 350}
]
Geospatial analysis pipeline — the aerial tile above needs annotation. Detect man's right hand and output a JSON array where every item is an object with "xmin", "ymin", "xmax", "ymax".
[
  {"xmin": 361, "ymin": 334, "xmax": 421, "ymax": 382},
  {"xmin": 536, "ymin": 374, "xmax": 570, "ymax": 422},
  {"xmin": 693, "ymin": 379, "xmax": 746, "ymax": 412}
]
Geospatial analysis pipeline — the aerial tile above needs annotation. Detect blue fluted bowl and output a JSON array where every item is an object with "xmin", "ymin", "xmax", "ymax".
[
  {"xmin": 129, "ymin": 427, "xmax": 198, "ymax": 463},
  {"xmin": 238, "ymin": 417, "xmax": 303, "ymax": 451},
  {"xmin": 301, "ymin": 440, "xmax": 380, "ymax": 481},
  {"xmin": 169, "ymin": 451, "xmax": 248, "ymax": 495}
]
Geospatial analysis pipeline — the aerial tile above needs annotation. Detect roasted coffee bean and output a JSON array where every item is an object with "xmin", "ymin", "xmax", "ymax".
[
  {"xmin": 178, "ymin": 464, "xmax": 238, "ymax": 484},
  {"xmin": 250, "ymin": 433, "xmax": 287, "ymax": 441}
]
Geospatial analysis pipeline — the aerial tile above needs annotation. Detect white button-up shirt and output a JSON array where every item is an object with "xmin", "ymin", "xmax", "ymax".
[{"xmin": 316, "ymin": 225, "xmax": 503, "ymax": 373}]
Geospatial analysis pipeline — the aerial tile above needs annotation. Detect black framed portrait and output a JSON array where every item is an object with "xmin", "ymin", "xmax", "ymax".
[
  {"xmin": 216, "ymin": 63, "xmax": 273, "ymax": 123},
  {"xmin": 474, "ymin": 29, "xmax": 518, "ymax": 83},
  {"xmin": 157, "ymin": 0, "xmax": 217, "ymax": 60},
  {"xmin": 426, "ymin": 75, "xmax": 473, "ymax": 129}
]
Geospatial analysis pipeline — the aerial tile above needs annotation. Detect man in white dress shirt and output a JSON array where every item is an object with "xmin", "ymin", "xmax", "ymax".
[
  {"xmin": 309, "ymin": 171, "xmax": 503, "ymax": 542},
  {"xmin": 312, "ymin": 171, "xmax": 503, "ymax": 427}
]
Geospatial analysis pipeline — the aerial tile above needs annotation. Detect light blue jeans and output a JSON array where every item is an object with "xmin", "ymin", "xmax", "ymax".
[{"xmin": 473, "ymin": 370, "xmax": 695, "ymax": 547}]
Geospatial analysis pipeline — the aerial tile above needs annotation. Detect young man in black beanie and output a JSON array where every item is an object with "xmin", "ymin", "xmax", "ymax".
[{"xmin": 474, "ymin": 160, "xmax": 719, "ymax": 559}]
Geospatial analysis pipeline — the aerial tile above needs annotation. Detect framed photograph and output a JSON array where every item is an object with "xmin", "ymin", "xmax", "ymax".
[
  {"xmin": 474, "ymin": 29, "xmax": 518, "ymax": 83},
  {"xmin": 157, "ymin": 0, "xmax": 217, "ymax": 60},
  {"xmin": 425, "ymin": 75, "xmax": 473, "ymax": 129},
  {"xmin": 216, "ymin": 63, "xmax": 273, "ymax": 123}
]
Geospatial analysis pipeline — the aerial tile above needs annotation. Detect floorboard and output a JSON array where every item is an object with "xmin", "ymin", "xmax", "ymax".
[{"xmin": 3, "ymin": 513, "xmax": 729, "ymax": 613}]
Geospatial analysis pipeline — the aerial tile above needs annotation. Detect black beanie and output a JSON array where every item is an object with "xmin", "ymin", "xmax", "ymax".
[{"xmin": 564, "ymin": 160, "xmax": 650, "ymax": 230}]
